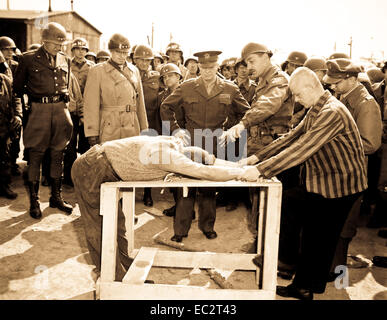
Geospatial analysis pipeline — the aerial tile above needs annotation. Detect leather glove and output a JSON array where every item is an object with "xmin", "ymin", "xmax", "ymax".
[
  {"xmin": 11, "ymin": 116, "xmax": 22, "ymax": 130},
  {"xmin": 87, "ymin": 136, "xmax": 100, "ymax": 146}
]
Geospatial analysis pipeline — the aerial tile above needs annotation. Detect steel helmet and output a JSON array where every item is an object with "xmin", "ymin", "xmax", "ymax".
[
  {"xmin": 328, "ymin": 52, "xmax": 350, "ymax": 60},
  {"xmin": 85, "ymin": 51, "xmax": 97, "ymax": 59},
  {"xmin": 286, "ymin": 51, "xmax": 308, "ymax": 65},
  {"xmin": 133, "ymin": 44, "xmax": 154, "ymax": 60},
  {"xmin": 108, "ymin": 33, "xmax": 130, "ymax": 51},
  {"xmin": 96, "ymin": 50, "xmax": 111, "ymax": 60},
  {"xmin": 241, "ymin": 42, "xmax": 273, "ymax": 60},
  {"xmin": 71, "ymin": 37, "xmax": 89, "ymax": 51},
  {"xmin": 234, "ymin": 57, "xmax": 247, "ymax": 70},
  {"xmin": 41, "ymin": 22, "xmax": 67, "ymax": 44},
  {"xmin": 0, "ymin": 36, "xmax": 17, "ymax": 50},
  {"xmin": 153, "ymin": 51, "xmax": 164, "ymax": 63},
  {"xmin": 160, "ymin": 63, "xmax": 182, "ymax": 79},
  {"xmin": 184, "ymin": 56, "xmax": 198, "ymax": 67},
  {"xmin": 366, "ymin": 67, "xmax": 384, "ymax": 84},
  {"xmin": 304, "ymin": 57, "xmax": 328, "ymax": 72},
  {"xmin": 165, "ymin": 42, "xmax": 183, "ymax": 55}
]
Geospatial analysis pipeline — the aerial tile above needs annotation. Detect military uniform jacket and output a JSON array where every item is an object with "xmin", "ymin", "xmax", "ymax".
[
  {"xmin": 233, "ymin": 78, "xmax": 257, "ymax": 105},
  {"xmin": 141, "ymin": 70, "xmax": 162, "ymax": 134},
  {"xmin": 160, "ymin": 76, "xmax": 250, "ymax": 153},
  {"xmin": 71, "ymin": 58, "xmax": 94, "ymax": 94},
  {"xmin": 241, "ymin": 64, "xmax": 293, "ymax": 136},
  {"xmin": 83, "ymin": 61, "xmax": 148, "ymax": 142},
  {"xmin": 13, "ymin": 46, "xmax": 70, "ymax": 98},
  {"xmin": 340, "ymin": 83, "xmax": 382, "ymax": 155}
]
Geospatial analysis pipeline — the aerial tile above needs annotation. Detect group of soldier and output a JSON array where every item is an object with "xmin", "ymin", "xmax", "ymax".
[{"xmin": 0, "ymin": 20, "xmax": 386, "ymax": 299}]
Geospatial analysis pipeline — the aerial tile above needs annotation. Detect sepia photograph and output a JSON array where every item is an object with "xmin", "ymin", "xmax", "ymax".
[{"xmin": 0, "ymin": 0, "xmax": 386, "ymax": 309}]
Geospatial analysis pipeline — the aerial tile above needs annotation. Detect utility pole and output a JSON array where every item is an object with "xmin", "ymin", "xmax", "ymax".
[
  {"xmin": 48, "ymin": 0, "xmax": 52, "ymax": 12},
  {"xmin": 7, "ymin": 0, "xmax": 10, "ymax": 10},
  {"xmin": 71, "ymin": 0, "xmax": 74, "ymax": 11},
  {"xmin": 170, "ymin": 33, "xmax": 173, "ymax": 42},
  {"xmin": 151, "ymin": 22, "xmax": 154, "ymax": 48},
  {"xmin": 348, "ymin": 36, "xmax": 352, "ymax": 58}
]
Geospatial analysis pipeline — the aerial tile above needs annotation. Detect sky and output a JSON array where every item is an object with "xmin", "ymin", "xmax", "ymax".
[{"xmin": 1, "ymin": 0, "xmax": 387, "ymax": 64}]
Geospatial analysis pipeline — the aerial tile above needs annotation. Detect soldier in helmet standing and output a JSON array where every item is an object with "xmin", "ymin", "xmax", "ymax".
[
  {"xmin": 96, "ymin": 50, "xmax": 111, "ymax": 64},
  {"xmin": 165, "ymin": 42, "xmax": 187, "ymax": 79},
  {"xmin": 282, "ymin": 51, "xmax": 308, "ymax": 76},
  {"xmin": 13, "ymin": 22, "xmax": 74, "ymax": 219},
  {"xmin": 85, "ymin": 51, "xmax": 97, "ymax": 64},
  {"xmin": 0, "ymin": 51, "xmax": 22, "ymax": 199},
  {"xmin": 183, "ymin": 56, "xmax": 199, "ymax": 81},
  {"xmin": 83, "ymin": 32, "xmax": 148, "ymax": 147},
  {"xmin": 133, "ymin": 44, "xmax": 162, "ymax": 206},
  {"xmin": 0, "ymin": 36, "xmax": 23, "ymax": 176}
]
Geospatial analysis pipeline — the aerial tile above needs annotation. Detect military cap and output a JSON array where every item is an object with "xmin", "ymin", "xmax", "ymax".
[
  {"xmin": 96, "ymin": 50, "xmax": 111, "ymax": 59},
  {"xmin": 166, "ymin": 42, "xmax": 183, "ymax": 54},
  {"xmin": 287, "ymin": 51, "xmax": 308, "ymax": 65},
  {"xmin": 194, "ymin": 50, "xmax": 222, "ymax": 66},
  {"xmin": 304, "ymin": 57, "xmax": 327, "ymax": 72},
  {"xmin": 241, "ymin": 42, "xmax": 272, "ymax": 60},
  {"xmin": 133, "ymin": 44, "xmax": 154, "ymax": 60},
  {"xmin": 366, "ymin": 67, "xmax": 384, "ymax": 84},
  {"xmin": 323, "ymin": 58, "xmax": 362, "ymax": 84},
  {"xmin": 184, "ymin": 56, "xmax": 198, "ymax": 67},
  {"xmin": 160, "ymin": 63, "xmax": 182, "ymax": 79},
  {"xmin": 0, "ymin": 36, "xmax": 16, "ymax": 50},
  {"xmin": 108, "ymin": 33, "xmax": 130, "ymax": 51},
  {"xmin": 328, "ymin": 52, "xmax": 350, "ymax": 60},
  {"xmin": 41, "ymin": 22, "xmax": 68, "ymax": 44},
  {"xmin": 71, "ymin": 37, "xmax": 89, "ymax": 51}
]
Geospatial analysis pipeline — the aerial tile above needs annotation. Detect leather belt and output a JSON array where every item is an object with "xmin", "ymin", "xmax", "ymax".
[
  {"xmin": 30, "ymin": 95, "xmax": 65, "ymax": 104},
  {"xmin": 102, "ymin": 104, "xmax": 137, "ymax": 112}
]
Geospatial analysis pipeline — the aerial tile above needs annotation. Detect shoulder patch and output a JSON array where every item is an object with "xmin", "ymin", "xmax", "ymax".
[{"xmin": 271, "ymin": 76, "xmax": 287, "ymax": 85}]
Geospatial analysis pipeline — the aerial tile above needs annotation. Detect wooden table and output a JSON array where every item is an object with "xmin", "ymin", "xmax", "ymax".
[{"xmin": 98, "ymin": 178, "xmax": 282, "ymax": 300}]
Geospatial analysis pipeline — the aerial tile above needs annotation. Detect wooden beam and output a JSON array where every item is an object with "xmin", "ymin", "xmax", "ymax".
[
  {"xmin": 122, "ymin": 247, "xmax": 158, "ymax": 284},
  {"xmin": 129, "ymin": 250, "xmax": 258, "ymax": 271},
  {"xmin": 122, "ymin": 188, "xmax": 135, "ymax": 254},
  {"xmin": 99, "ymin": 281, "xmax": 275, "ymax": 300}
]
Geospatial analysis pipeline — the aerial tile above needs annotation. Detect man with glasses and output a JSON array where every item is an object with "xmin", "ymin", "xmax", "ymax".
[{"xmin": 13, "ymin": 22, "xmax": 74, "ymax": 219}]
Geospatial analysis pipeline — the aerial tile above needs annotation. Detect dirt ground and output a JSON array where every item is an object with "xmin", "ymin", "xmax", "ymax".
[{"xmin": 0, "ymin": 159, "xmax": 386, "ymax": 301}]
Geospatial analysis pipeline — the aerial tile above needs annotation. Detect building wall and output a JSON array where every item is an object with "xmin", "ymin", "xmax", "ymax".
[{"xmin": 26, "ymin": 12, "xmax": 101, "ymax": 56}]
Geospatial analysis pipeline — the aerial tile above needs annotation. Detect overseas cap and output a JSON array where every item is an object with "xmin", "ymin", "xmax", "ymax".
[
  {"xmin": 194, "ymin": 50, "xmax": 222, "ymax": 66},
  {"xmin": 160, "ymin": 63, "xmax": 182, "ymax": 78},
  {"xmin": 323, "ymin": 58, "xmax": 362, "ymax": 84}
]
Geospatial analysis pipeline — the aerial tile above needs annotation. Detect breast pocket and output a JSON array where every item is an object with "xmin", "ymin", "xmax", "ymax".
[{"xmin": 184, "ymin": 96, "xmax": 199, "ymax": 116}]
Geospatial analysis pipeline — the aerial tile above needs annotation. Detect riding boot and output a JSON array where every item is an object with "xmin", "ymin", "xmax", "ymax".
[{"xmin": 49, "ymin": 178, "xmax": 73, "ymax": 214}]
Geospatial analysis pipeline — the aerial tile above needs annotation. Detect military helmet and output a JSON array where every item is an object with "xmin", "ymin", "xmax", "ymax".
[
  {"xmin": 96, "ymin": 50, "xmax": 111, "ymax": 60},
  {"xmin": 304, "ymin": 57, "xmax": 327, "ymax": 72},
  {"xmin": 41, "ymin": 22, "xmax": 67, "ymax": 44},
  {"xmin": 71, "ymin": 37, "xmax": 89, "ymax": 51},
  {"xmin": 241, "ymin": 42, "xmax": 273, "ymax": 60},
  {"xmin": 286, "ymin": 51, "xmax": 308, "ymax": 66},
  {"xmin": 0, "ymin": 36, "xmax": 17, "ymax": 51},
  {"xmin": 108, "ymin": 33, "xmax": 130, "ymax": 51},
  {"xmin": 153, "ymin": 52, "xmax": 164, "ymax": 63},
  {"xmin": 184, "ymin": 56, "xmax": 198, "ymax": 67},
  {"xmin": 133, "ymin": 44, "xmax": 154, "ymax": 60},
  {"xmin": 166, "ymin": 42, "xmax": 183, "ymax": 55},
  {"xmin": 160, "ymin": 63, "xmax": 182, "ymax": 79},
  {"xmin": 328, "ymin": 52, "xmax": 350, "ymax": 60},
  {"xmin": 28, "ymin": 43, "xmax": 41, "ymax": 51},
  {"xmin": 85, "ymin": 51, "xmax": 97, "ymax": 59},
  {"xmin": 234, "ymin": 57, "xmax": 247, "ymax": 70},
  {"xmin": 366, "ymin": 67, "xmax": 384, "ymax": 84}
]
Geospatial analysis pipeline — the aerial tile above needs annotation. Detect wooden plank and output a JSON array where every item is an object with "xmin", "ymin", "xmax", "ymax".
[
  {"xmin": 122, "ymin": 188, "xmax": 135, "ymax": 254},
  {"xmin": 122, "ymin": 247, "xmax": 158, "ymax": 284},
  {"xmin": 99, "ymin": 282, "xmax": 275, "ymax": 300},
  {"xmin": 256, "ymin": 188, "xmax": 267, "ymax": 287},
  {"xmin": 261, "ymin": 183, "xmax": 282, "ymax": 292},
  {"xmin": 100, "ymin": 185, "xmax": 120, "ymax": 282},
  {"xmin": 129, "ymin": 250, "xmax": 258, "ymax": 271}
]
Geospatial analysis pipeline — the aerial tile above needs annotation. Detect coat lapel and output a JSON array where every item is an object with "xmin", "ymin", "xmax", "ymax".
[
  {"xmin": 194, "ymin": 77, "xmax": 209, "ymax": 99},
  {"xmin": 207, "ymin": 77, "xmax": 224, "ymax": 99}
]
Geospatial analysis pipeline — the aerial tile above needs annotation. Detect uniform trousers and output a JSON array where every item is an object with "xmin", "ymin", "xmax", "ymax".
[
  {"xmin": 174, "ymin": 187, "xmax": 216, "ymax": 236},
  {"xmin": 23, "ymin": 101, "xmax": 73, "ymax": 182},
  {"xmin": 71, "ymin": 145, "xmax": 132, "ymax": 281},
  {"xmin": 278, "ymin": 186, "xmax": 362, "ymax": 293}
]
